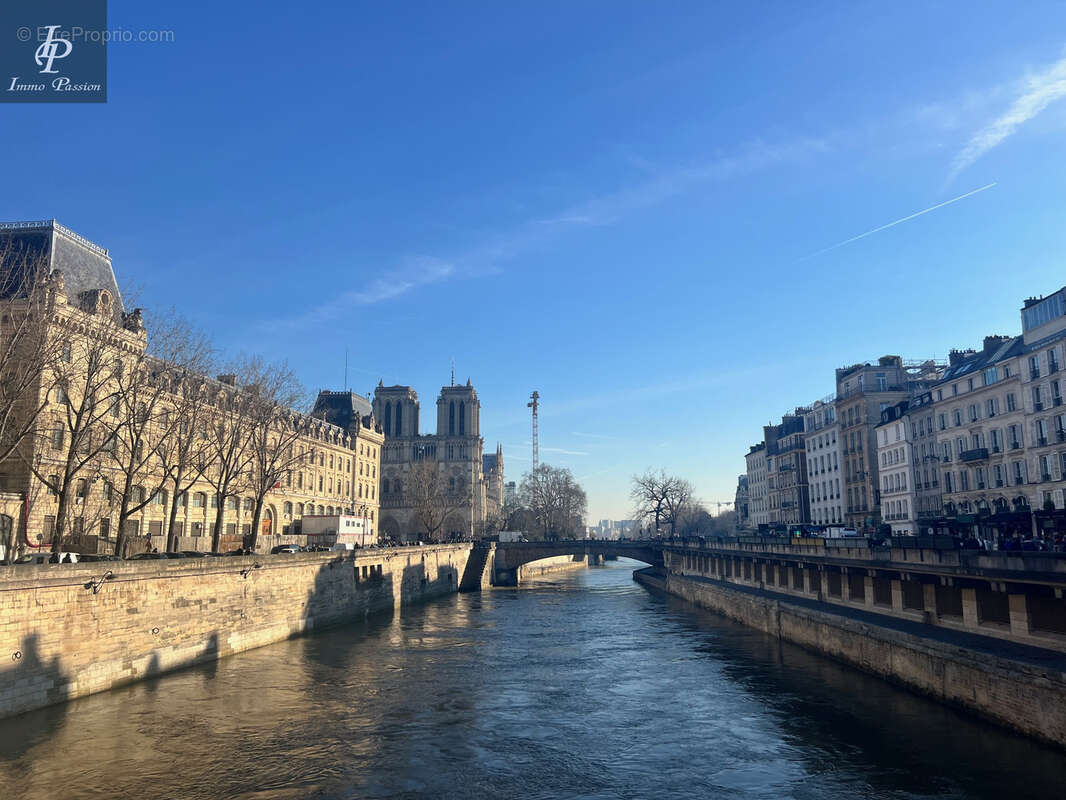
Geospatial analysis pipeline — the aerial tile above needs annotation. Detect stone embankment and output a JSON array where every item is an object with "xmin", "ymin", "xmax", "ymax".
[
  {"xmin": 517, "ymin": 554, "xmax": 594, "ymax": 580},
  {"xmin": 635, "ymin": 565, "xmax": 1066, "ymax": 749},
  {"xmin": 0, "ymin": 544, "xmax": 486, "ymax": 719}
]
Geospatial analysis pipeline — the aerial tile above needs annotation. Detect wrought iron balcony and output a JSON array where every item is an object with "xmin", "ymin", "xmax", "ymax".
[{"xmin": 960, "ymin": 447, "xmax": 989, "ymax": 462}]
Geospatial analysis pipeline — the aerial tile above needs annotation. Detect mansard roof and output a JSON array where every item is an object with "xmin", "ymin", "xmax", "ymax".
[
  {"xmin": 312, "ymin": 390, "xmax": 373, "ymax": 430},
  {"xmin": 0, "ymin": 220, "xmax": 124, "ymax": 321},
  {"xmin": 937, "ymin": 336, "xmax": 1025, "ymax": 383}
]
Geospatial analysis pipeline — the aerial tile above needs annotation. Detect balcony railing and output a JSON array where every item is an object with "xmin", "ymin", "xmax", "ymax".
[
  {"xmin": 1038, "ymin": 437, "xmax": 1049, "ymax": 447},
  {"xmin": 1031, "ymin": 368, "xmax": 1041, "ymax": 379},
  {"xmin": 960, "ymin": 447, "xmax": 989, "ymax": 462},
  {"xmin": 1035, "ymin": 401, "xmax": 1045, "ymax": 412}
]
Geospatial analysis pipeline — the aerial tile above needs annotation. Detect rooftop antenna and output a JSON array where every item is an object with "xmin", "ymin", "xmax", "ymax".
[
  {"xmin": 451, "ymin": 358, "xmax": 455, "ymax": 387},
  {"xmin": 527, "ymin": 390, "xmax": 540, "ymax": 470}
]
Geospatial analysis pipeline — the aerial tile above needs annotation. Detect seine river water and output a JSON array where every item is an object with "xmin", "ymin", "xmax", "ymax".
[{"xmin": 3, "ymin": 561, "xmax": 1066, "ymax": 799}]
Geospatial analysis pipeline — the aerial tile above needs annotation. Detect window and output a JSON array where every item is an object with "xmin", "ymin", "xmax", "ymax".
[
  {"xmin": 938, "ymin": 413, "xmax": 946, "ymax": 430},
  {"xmin": 1050, "ymin": 349, "xmax": 1060, "ymax": 373},
  {"xmin": 984, "ymin": 366, "xmax": 998, "ymax": 385},
  {"xmin": 1007, "ymin": 392, "xmax": 1017, "ymax": 412},
  {"xmin": 953, "ymin": 409, "xmax": 962, "ymax": 426},
  {"xmin": 61, "ymin": 341, "xmax": 72, "ymax": 363},
  {"xmin": 1030, "ymin": 355, "xmax": 1041, "ymax": 378},
  {"xmin": 50, "ymin": 427, "xmax": 64, "ymax": 450},
  {"xmin": 986, "ymin": 397, "xmax": 998, "ymax": 417}
]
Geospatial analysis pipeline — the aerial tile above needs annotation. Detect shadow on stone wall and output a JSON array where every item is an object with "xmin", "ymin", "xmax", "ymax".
[
  {"xmin": 141, "ymin": 631, "xmax": 222, "ymax": 694},
  {"xmin": 302, "ymin": 555, "xmax": 397, "ymax": 634},
  {"xmin": 0, "ymin": 633, "xmax": 71, "ymax": 765},
  {"xmin": 400, "ymin": 556, "xmax": 459, "ymax": 608}
]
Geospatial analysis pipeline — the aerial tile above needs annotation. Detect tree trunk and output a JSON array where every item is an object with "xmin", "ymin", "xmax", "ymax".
[
  {"xmin": 165, "ymin": 486, "xmax": 181, "ymax": 553},
  {"xmin": 52, "ymin": 487, "xmax": 70, "ymax": 554},
  {"xmin": 211, "ymin": 500, "xmax": 225, "ymax": 553},
  {"xmin": 249, "ymin": 498, "xmax": 264, "ymax": 552}
]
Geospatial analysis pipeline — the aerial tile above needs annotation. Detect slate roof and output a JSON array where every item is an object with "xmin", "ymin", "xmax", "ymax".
[
  {"xmin": 936, "ymin": 336, "xmax": 1025, "ymax": 384},
  {"xmin": 312, "ymin": 390, "xmax": 372, "ymax": 430},
  {"xmin": 0, "ymin": 220, "xmax": 124, "ymax": 321},
  {"xmin": 483, "ymin": 454, "xmax": 498, "ymax": 473}
]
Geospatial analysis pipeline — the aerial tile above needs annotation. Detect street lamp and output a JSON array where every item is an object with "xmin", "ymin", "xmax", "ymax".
[{"xmin": 358, "ymin": 503, "xmax": 369, "ymax": 544}]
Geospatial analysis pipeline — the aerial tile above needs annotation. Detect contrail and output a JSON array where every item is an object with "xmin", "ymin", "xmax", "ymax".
[{"xmin": 797, "ymin": 182, "xmax": 997, "ymax": 262}]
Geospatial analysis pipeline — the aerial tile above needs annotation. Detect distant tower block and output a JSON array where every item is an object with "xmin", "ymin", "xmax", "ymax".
[{"xmin": 527, "ymin": 390, "xmax": 540, "ymax": 470}]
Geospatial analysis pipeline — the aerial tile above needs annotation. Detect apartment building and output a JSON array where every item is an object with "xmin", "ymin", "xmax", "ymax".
[
  {"xmin": 905, "ymin": 390, "xmax": 943, "ymax": 527},
  {"xmin": 765, "ymin": 411, "xmax": 809, "ymax": 526},
  {"xmin": 802, "ymin": 399, "xmax": 843, "ymax": 526},
  {"xmin": 876, "ymin": 401, "xmax": 916, "ymax": 535},
  {"xmin": 745, "ymin": 442, "xmax": 769, "ymax": 528}
]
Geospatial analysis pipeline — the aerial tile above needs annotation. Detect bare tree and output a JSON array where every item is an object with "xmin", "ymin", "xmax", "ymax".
[
  {"xmin": 237, "ymin": 356, "xmax": 310, "ymax": 552},
  {"xmin": 0, "ymin": 243, "xmax": 63, "ymax": 479},
  {"xmin": 519, "ymin": 464, "xmax": 587, "ymax": 540},
  {"xmin": 157, "ymin": 373, "xmax": 214, "ymax": 552},
  {"xmin": 204, "ymin": 380, "xmax": 255, "ymax": 553},
  {"xmin": 25, "ymin": 302, "xmax": 141, "ymax": 553},
  {"xmin": 631, "ymin": 469, "xmax": 695, "ymax": 537},
  {"xmin": 110, "ymin": 312, "xmax": 213, "ymax": 556},
  {"xmin": 408, "ymin": 459, "xmax": 469, "ymax": 542}
]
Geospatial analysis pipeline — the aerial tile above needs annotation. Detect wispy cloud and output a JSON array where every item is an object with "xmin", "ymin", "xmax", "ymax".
[
  {"xmin": 796, "ymin": 182, "xmax": 997, "ymax": 262},
  {"xmin": 949, "ymin": 54, "xmax": 1066, "ymax": 181},
  {"xmin": 269, "ymin": 136, "xmax": 831, "ymax": 331},
  {"xmin": 271, "ymin": 256, "xmax": 460, "ymax": 330}
]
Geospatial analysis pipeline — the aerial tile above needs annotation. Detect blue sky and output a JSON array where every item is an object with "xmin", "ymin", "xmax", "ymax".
[{"xmin": 4, "ymin": 2, "xmax": 1066, "ymax": 520}]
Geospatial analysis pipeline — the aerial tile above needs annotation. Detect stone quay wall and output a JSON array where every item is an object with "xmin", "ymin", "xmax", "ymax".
[
  {"xmin": 0, "ymin": 544, "xmax": 485, "ymax": 719},
  {"xmin": 635, "ymin": 568, "xmax": 1066, "ymax": 749},
  {"xmin": 517, "ymin": 554, "xmax": 590, "ymax": 580}
]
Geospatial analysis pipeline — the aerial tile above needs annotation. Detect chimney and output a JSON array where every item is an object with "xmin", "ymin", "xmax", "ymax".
[
  {"xmin": 948, "ymin": 349, "xmax": 975, "ymax": 366},
  {"xmin": 983, "ymin": 335, "xmax": 1010, "ymax": 352}
]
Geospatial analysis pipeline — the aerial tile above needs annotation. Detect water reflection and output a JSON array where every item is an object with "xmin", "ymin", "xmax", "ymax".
[{"xmin": 1, "ymin": 560, "xmax": 1065, "ymax": 799}]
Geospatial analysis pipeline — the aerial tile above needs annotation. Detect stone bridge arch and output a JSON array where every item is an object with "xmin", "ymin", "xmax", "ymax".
[{"xmin": 492, "ymin": 540, "xmax": 663, "ymax": 586}]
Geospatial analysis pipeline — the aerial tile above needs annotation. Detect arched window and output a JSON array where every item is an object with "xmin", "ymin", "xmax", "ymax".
[
  {"xmin": 382, "ymin": 478, "xmax": 389, "ymax": 494},
  {"xmin": 458, "ymin": 401, "xmax": 465, "ymax": 434},
  {"xmin": 384, "ymin": 402, "xmax": 392, "ymax": 436},
  {"xmin": 395, "ymin": 403, "xmax": 403, "ymax": 436},
  {"xmin": 317, "ymin": 505, "xmax": 325, "ymax": 515},
  {"xmin": 394, "ymin": 479, "xmax": 402, "ymax": 495},
  {"xmin": 449, "ymin": 401, "xmax": 455, "ymax": 435},
  {"xmin": 283, "ymin": 502, "xmax": 293, "ymax": 516}
]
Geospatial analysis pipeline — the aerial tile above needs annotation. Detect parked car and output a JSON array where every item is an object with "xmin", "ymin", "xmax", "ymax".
[
  {"xmin": 11, "ymin": 552, "xmax": 80, "ymax": 565},
  {"xmin": 271, "ymin": 544, "xmax": 300, "ymax": 554},
  {"xmin": 79, "ymin": 553, "xmax": 121, "ymax": 562},
  {"xmin": 130, "ymin": 552, "xmax": 169, "ymax": 560},
  {"xmin": 181, "ymin": 551, "xmax": 209, "ymax": 558}
]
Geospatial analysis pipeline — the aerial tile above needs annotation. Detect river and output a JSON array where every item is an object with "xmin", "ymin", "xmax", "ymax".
[{"xmin": 2, "ymin": 560, "xmax": 1066, "ymax": 799}]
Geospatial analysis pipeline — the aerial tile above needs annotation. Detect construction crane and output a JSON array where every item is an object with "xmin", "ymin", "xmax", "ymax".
[{"xmin": 527, "ymin": 390, "xmax": 539, "ymax": 470}]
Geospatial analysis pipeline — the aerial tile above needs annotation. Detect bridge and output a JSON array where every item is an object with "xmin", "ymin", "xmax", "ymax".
[{"xmin": 491, "ymin": 539, "xmax": 663, "ymax": 585}]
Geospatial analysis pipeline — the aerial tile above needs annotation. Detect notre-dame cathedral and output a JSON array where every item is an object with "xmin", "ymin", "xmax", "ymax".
[{"xmin": 373, "ymin": 379, "xmax": 504, "ymax": 541}]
